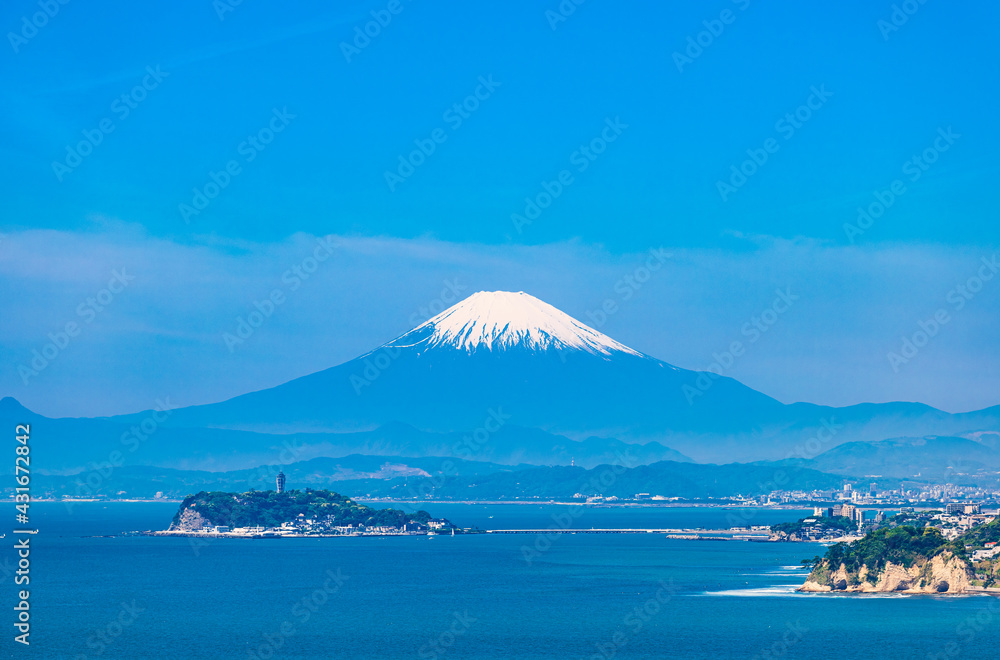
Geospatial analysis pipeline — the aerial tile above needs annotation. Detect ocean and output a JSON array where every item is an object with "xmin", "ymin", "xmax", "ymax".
[{"xmin": 6, "ymin": 502, "xmax": 999, "ymax": 659}]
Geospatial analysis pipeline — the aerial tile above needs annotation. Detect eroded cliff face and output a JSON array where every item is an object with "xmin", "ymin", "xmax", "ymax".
[
  {"xmin": 170, "ymin": 507, "xmax": 209, "ymax": 532},
  {"xmin": 800, "ymin": 552, "xmax": 973, "ymax": 594}
]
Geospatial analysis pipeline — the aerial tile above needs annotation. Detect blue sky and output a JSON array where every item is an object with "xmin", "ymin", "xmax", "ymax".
[{"xmin": 1, "ymin": 0, "xmax": 998, "ymax": 416}]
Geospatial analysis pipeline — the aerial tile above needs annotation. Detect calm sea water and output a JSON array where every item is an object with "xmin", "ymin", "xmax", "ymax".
[{"xmin": 5, "ymin": 502, "xmax": 999, "ymax": 659}]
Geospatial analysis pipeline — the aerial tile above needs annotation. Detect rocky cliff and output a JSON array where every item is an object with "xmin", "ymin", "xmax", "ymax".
[
  {"xmin": 170, "ymin": 506, "xmax": 210, "ymax": 531},
  {"xmin": 800, "ymin": 550, "xmax": 974, "ymax": 594}
]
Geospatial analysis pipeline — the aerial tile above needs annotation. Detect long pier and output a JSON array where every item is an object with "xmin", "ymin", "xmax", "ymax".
[{"xmin": 485, "ymin": 528, "xmax": 770, "ymax": 538}]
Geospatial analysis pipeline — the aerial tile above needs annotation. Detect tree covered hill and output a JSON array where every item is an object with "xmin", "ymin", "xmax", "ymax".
[
  {"xmin": 801, "ymin": 519, "xmax": 1000, "ymax": 593},
  {"xmin": 961, "ymin": 517, "xmax": 1000, "ymax": 550},
  {"xmin": 170, "ymin": 489, "xmax": 432, "ymax": 529},
  {"xmin": 809, "ymin": 517, "xmax": 1000, "ymax": 576},
  {"xmin": 801, "ymin": 525, "xmax": 973, "ymax": 593},
  {"xmin": 819, "ymin": 526, "xmax": 965, "ymax": 575}
]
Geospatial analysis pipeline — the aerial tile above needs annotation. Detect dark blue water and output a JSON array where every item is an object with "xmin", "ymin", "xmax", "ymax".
[
  {"xmin": 5, "ymin": 503, "xmax": 999, "ymax": 659},
  {"xmin": 407, "ymin": 502, "xmax": 814, "ymax": 531}
]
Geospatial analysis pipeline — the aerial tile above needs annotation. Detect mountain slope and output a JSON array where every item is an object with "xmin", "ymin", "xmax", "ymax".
[
  {"xmin": 799, "ymin": 435, "xmax": 1000, "ymax": 479},
  {"xmin": 122, "ymin": 291, "xmax": 786, "ymax": 446},
  {"xmin": 10, "ymin": 291, "xmax": 1000, "ymax": 465},
  {"xmin": 0, "ymin": 397, "xmax": 689, "ymax": 472},
  {"xmin": 37, "ymin": 456, "xmax": 873, "ymax": 501},
  {"xmin": 127, "ymin": 291, "xmax": 999, "ymax": 461}
]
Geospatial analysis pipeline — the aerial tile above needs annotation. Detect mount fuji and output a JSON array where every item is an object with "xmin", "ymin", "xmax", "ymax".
[
  {"xmin": 107, "ymin": 290, "xmax": 1000, "ymax": 462},
  {"xmin": 146, "ymin": 292, "xmax": 779, "ymax": 440},
  {"xmin": 379, "ymin": 290, "xmax": 647, "ymax": 357}
]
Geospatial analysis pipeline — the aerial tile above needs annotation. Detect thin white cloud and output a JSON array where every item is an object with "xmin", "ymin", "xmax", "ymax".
[{"xmin": 1, "ymin": 227, "xmax": 997, "ymax": 417}]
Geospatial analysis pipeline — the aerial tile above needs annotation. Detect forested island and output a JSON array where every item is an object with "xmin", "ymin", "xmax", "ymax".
[
  {"xmin": 800, "ymin": 517, "xmax": 1000, "ymax": 594},
  {"xmin": 166, "ymin": 489, "xmax": 454, "ymax": 537}
]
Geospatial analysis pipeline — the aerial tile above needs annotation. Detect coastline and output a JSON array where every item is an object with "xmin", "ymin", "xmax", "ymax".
[
  {"xmin": 797, "ymin": 586, "xmax": 1000, "ymax": 597},
  {"xmin": 357, "ymin": 499, "xmax": 815, "ymax": 509},
  {"xmin": 140, "ymin": 529, "xmax": 443, "ymax": 539},
  {"xmin": 8, "ymin": 497, "xmax": 968, "ymax": 514},
  {"xmin": 1, "ymin": 498, "xmax": 183, "ymax": 503},
  {"xmin": 3, "ymin": 498, "xmax": 813, "ymax": 508}
]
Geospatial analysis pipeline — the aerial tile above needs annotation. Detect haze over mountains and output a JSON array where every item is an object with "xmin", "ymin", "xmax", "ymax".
[
  {"xmin": 5, "ymin": 291, "xmax": 999, "ymax": 485},
  {"xmin": 34, "ymin": 455, "xmax": 863, "ymax": 502},
  {"xmin": 785, "ymin": 434, "xmax": 1000, "ymax": 480}
]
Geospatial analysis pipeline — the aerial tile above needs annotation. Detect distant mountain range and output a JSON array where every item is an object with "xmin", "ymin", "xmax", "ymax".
[
  {"xmin": 30, "ymin": 438, "xmax": 1000, "ymax": 502},
  {"xmin": 784, "ymin": 434, "xmax": 1000, "ymax": 480},
  {"xmin": 107, "ymin": 291, "xmax": 1000, "ymax": 462},
  {"xmin": 0, "ymin": 397, "xmax": 689, "ymax": 474},
  {"xmin": 35, "ymin": 454, "xmax": 524, "ymax": 500},
  {"xmin": 34, "ymin": 454, "xmax": 869, "ymax": 501},
  {"xmin": 5, "ymin": 291, "xmax": 999, "ymax": 482}
]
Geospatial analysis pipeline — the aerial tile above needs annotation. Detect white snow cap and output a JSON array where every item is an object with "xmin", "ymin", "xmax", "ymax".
[{"xmin": 391, "ymin": 291, "xmax": 645, "ymax": 357}]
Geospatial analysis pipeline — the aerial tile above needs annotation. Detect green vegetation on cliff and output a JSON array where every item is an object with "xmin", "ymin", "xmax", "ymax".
[
  {"xmin": 803, "ymin": 522, "xmax": 994, "ymax": 590},
  {"xmin": 961, "ymin": 517, "xmax": 1000, "ymax": 550},
  {"xmin": 801, "ymin": 518, "xmax": 1000, "ymax": 593},
  {"xmin": 170, "ymin": 489, "xmax": 432, "ymax": 529},
  {"xmin": 819, "ymin": 526, "xmax": 965, "ymax": 577}
]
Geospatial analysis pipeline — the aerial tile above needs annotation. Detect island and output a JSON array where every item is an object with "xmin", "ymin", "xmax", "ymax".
[
  {"xmin": 799, "ymin": 515, "xmax": 1000, "ymax": 594},
  {"xmin": 160, "ymin": 488, "xmax": 462, "ymax": 537}
]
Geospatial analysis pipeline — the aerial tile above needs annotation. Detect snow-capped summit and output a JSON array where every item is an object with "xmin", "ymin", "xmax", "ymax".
[
  {"xmin": 85, "ymin": 288, "xmax": 994, "ymax": 467},
  {"xmin": 383, "ymin": 291, "xmax": 645, "ymax": 357}
]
